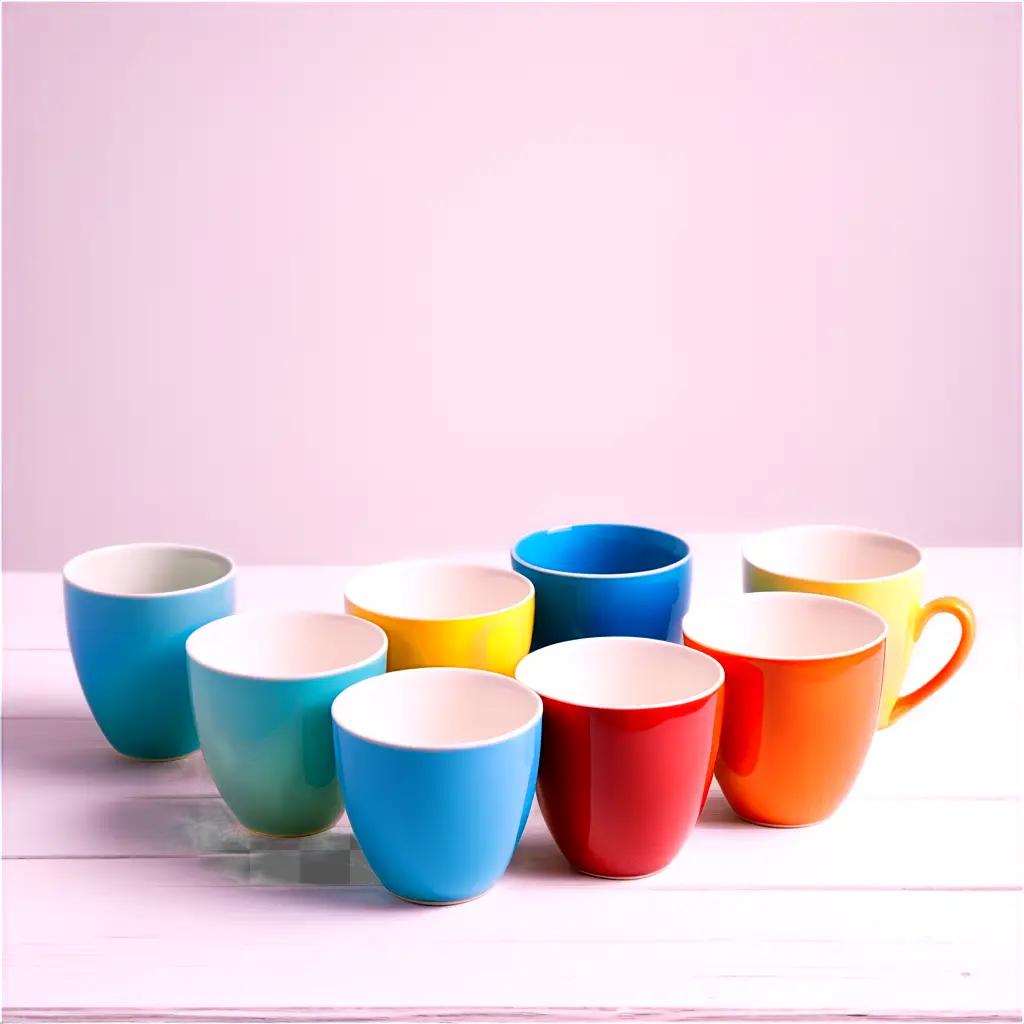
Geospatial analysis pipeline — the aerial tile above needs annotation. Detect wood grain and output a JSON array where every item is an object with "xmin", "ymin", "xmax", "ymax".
[
  {"xmin": 3, "ymin": 717, "xmax": 1019, "ymax": 889},
  {"xmin": 2, "ymin": 549, "xmax": 1020, "ymax": 1022},
  {"xmin": 3, "ymin": 859, "xmax": 1018, "ymax": 1013},
  {"xmin": 3, "ymin": 1009, "xmax": 1022, "ymax": 1023}
]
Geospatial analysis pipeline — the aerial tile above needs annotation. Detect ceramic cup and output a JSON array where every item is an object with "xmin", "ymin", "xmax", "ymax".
[
  {"xmin": 743, "ymin": 525, "xmax": 976, "ymax": 728},
  {"xmin": 331, "ymin": 668, "xmax": 542, "ymax": 905},
  {"xmin": 515, "ymin": 636, "xmax": 724, "ymax": 878},
  {"xmin": 683, "ymin": 592, "xmax": 888, "ymax": 827},
  {"xmin": 511, "ymin": 524, "xmax": 692, "ymax": 649},
  {"xmin": 187, "ymin": 611, "xmax": 387, "ymax": 837},
  {"xmin": 63, "ymin": 543, "xmax": 235, "ymax": 760},
  {"xmin": 344, "ymin": 560, "xmax": 534, "ymax": 675}
]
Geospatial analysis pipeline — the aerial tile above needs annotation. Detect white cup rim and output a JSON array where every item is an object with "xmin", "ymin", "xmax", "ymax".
[
  {"xmin": 344, "ymin": 559, "xmax": 534, "ymax": 623},
  {"xmin": 742, "ymin": 524, "xmax": 923, "ymax": 584},
  {"xmin": 62, "ymin": 542, "xmax": 235, "ymax": 599},
  {"xmin": 515, "ymin": 636, "xmax": 724, "ymax": 711},
  {"xmin": 683, "ymin": 592, "xmax": 888, "ymax": 664},
  {"xmin": 186, "ymin": 610, "xmax": 388, "ymax": 682},
  {"xmin": 331, "ymin": 667, "xmax": 543, "ymax": 752}
]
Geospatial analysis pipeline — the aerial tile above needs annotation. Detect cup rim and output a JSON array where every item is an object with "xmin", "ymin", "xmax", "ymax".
[
  {"xmin": 511, "ymin": 522, "xmax": 692, "ymax": 580},
  {"xmin": 62, "ymin": 542, "xmax": 236, "ymax": 599},
  {"xmin": 185, "ymin": 610, "xmax": 388, "ymax": 682},
  {"xmin": 742, "ymin": 524, "xmax": 924, "ymax": 585},
  {"xmin": 683, "ymin": 591, "xmax": 888, "ymax": 664},
  {"xmin": 344, "ymin": 558, "xmax": 535, "ymax": 623},
  {"xmin": 331, "ymin": 667, "xmax": 543, "ymax": 752},
  {"xmin": 515, "ymin": 636, "xmax": 725, "ymax": 711}
]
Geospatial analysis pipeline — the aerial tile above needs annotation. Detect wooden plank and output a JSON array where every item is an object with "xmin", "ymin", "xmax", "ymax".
[
  {"xmin": 4, "ymin": 1010, "xmax": 1021, "ymax": 1024},
  {"xmin": 2, "ymin": 651, "xmax": 90, "ymax": 719},
  {"xmin": 2, "ymin": 551, "xmax": 1019, "ymax": 1021},
  {"xmin": 2, "ymin": 716, "xmax": 1019, "ymax": 888},
  {"xmin": 2, "ymin": 859, "xmax": 1018, "ymax": 1015},
  {"xmin": 1, "ymin": 552, "xmax": 515, "ymax": 652},
  {"xmin": 5, "ymin": 544, "xmax": 1013, "ymax": 652},
  {"xmin": 4, "ymin": 668, "xmax": 1018, "ymax": 803},
  {"xmin": 4, "ymin": 548, "xmax": 1018, "ymax": 746},
  {"xmin": 5, "ymin": 606, "xmax": 1020, "ymax": 722}
]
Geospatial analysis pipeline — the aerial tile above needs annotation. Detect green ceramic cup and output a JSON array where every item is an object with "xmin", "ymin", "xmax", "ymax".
[{"xmin": 186, "ymin": 611, "xmax": 388, "ymax": 837}]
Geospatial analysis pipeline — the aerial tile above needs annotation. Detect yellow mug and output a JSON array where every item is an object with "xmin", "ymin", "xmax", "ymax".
[
  {"xmin": 743, "ymin": 525, "xmax": 975, "ymax": 729},
  {"xmin": 344, "ymin": 560, "xmax": 534, "ymax": 675}
]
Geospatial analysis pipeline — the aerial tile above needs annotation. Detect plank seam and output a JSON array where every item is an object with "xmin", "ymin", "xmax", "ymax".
[{"xmin": 1, "ymin": 1008, "xmax": 1019, "ymax": 1023}]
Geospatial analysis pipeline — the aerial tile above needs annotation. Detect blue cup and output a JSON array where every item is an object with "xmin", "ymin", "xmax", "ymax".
[
  {"xmin": 332, "ymin": 668, "xmax": 542, "ymax": 905},
  {"xmin": 187, "ymin": 611, "xmax": 388, "ymax": 837},
  {"xmin": 63, "ymin": 543, "xmax": 235, "ymax": 760},
  {"xmin": 511, "ymin": 523, "xmax": 692, "ymax": 649}
]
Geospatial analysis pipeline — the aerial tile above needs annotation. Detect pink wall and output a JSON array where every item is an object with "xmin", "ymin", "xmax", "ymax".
[{"xmin": 3, "ymin": 3, "xmax": 1020, "ymax": 570}]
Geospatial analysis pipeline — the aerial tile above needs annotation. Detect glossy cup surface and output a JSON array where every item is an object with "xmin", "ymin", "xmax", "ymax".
[
  {"xmin": 332, "ymin": 668, "xmax": 542, "ymax": 904},
  {"xmin": 63, "ymin": 543, "xmax": 235, "ymax": 760},
  {"xmin": 743, "ymin": 525, "xmax": 975, "ymax": 727},
  {"xmin": 683, "ymin": 592, "xmax": 887, "ymax": 827},
  {"xmin": 516, "ymin": 637, "xmax": 723, "ymax": 878},
  {"xmin": 344, "ymin": 560, "xmax": 534, "ymax": 674},
  {"xmin": 187, "ymin": 612, "xmax": 387, "ymax": 836},
  {"xmin": 511, "ymin": 524, "xmax": 691, "ymax": 649}
]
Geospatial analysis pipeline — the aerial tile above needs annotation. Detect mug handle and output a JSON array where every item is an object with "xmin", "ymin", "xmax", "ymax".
[{"xmin": 888, "ymin": 596, "xmax": 976, "ymax": 725}]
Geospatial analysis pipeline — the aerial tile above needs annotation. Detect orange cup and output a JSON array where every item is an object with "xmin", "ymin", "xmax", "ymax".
[{"xmin": 683, "ymin": 592, "xmax": 887, "ymax": 827}]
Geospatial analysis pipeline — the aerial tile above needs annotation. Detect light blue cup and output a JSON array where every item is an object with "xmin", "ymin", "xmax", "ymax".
[
  {"xmin": 187, "ymin": 611, "xmax": 388, "ymax": 837},
  {"xmin": 332, "ymin": 668, "xmax": 542, "ymax": 905},
  {"xmin": 63, "ymin": 543, "xmax": 235, "ymax": 760}
]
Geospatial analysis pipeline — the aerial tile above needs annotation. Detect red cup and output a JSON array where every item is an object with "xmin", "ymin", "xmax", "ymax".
[{"xmin": 515, "ymin": 636, "xmax": 724, "ymax": 878}]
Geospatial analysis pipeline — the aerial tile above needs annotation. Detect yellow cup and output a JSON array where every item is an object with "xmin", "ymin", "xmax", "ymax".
[
  {"xmin": 743, "ymin": 526, "xmax": 975, "ymax": 729},
  {"xmin": 344, "ymin": 560, "xmax": 534, "ymax": 675}
]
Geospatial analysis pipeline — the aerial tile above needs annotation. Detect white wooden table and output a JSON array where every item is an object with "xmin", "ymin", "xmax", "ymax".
[{"xmin": 3, "ymin": 538, "xmax": 1021, "ymax": 1022}]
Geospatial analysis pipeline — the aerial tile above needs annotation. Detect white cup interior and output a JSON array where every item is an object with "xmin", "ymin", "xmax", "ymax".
[
  {"xmin": 63, "ymin": 543, "xmax": 233, "ymax": 596},
  {"xmin": 331, "ymin": 668, "xmax": 542, "ymax": 749},
  {"xmin": 515, "ymin": 636, "xmax": 724, "ymax": 710},
  {"xmin": 744, "ymin": 526, "xmax": 921, "ymax": 582},
  {"xmin": 683, "ymin": 592, "xmax": 887, "ymax": 661},
  {"xmin": 345, "ymin": 560, "xmax": 533, "ymax": 620},
  {"xmin": 187, "ymin": 612, "xmax": 387, "ymax": 680}
]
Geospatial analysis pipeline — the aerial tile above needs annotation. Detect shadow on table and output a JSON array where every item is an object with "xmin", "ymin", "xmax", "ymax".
[
  {"xmin": 13, "ymin": 719, "xmax": 385, "ymax": 891},
  {"xmin": 2, "ymin": 717, "xmax": 214, "ymax": 785},
  {"xmin": 506, "ymin": 828, "xmax": 574, "ymax": 880},
  {"xmin": 697, "ymin": 791, "xmax": 751, "ymax": 830},
  {"xmin": 104, "ymin": 794, "xmax": 385, "ymax": 885}
]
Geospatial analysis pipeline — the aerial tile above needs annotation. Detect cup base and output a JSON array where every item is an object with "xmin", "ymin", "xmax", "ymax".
[
  {"xmin": 243, "ymin": 823, "xmax": 338, "ymax": 840},
  {"xmin": 394, "ymin": 888, "xmax": 492, "ymax": 907},
  {"xmin": 114, "ymin": 749, "xmax": 196, "ymax": 764},
  {"xmin": 577, "ymin": 866, "xmax": 666, "ymax": 880},
  {"xmin": 734, "ymin": 811, "xmax": 829, "ymax": 829}
]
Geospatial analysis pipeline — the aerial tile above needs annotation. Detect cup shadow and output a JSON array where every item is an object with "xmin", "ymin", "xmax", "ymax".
[
  {"xmin": 16, "ymin": 719, "xmax": 614, "ymax": 902},
  {"xmin": 10, "ymin": 720, "xmax": 452, "ymax": 910},
  {"xmin": 98, "ymin": 792, "xmax": 384, "ymax": 886},
  {"xmin": 506, "ymin": 827, "xmax": 574, "ymax": 880},
  {"xmin": 2, "ymin": 717, "xmax": 214, "ymax": 786},
  {"xmin": 697, "ymin": 791, "xmax": 751, "ymax": 830},
  {"xmin": 167, "ymin": 802, "xmax": 480, "ymax": 913}
]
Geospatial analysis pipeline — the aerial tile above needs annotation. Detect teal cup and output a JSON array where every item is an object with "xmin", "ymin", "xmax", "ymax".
[{"xmin": 186, "ymin": 611, "xmax": 388, "ymax": 837}]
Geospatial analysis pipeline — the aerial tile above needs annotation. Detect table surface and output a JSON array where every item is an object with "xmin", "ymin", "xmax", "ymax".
[{"xmin": 2, "ymin": 537, "xmax": 1021, "ymax": 1023}]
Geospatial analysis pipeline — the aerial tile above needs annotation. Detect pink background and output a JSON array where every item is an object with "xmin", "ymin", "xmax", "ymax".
[{"xmin": 3, "ymin": 3, "xmax": 1020, "ymax": 570}]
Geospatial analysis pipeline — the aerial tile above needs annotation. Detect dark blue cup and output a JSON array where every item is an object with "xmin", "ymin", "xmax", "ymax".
[{"xmin": 511, "ymin": 524, "xmax": 692, "ymax": 650}]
